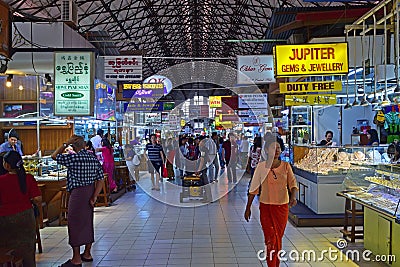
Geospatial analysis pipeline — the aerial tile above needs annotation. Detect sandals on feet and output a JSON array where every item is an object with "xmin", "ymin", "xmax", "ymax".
[
  {"xmin": 59, "ymin": 259, "xmax": 82, "ymax": 267},
  {"xmin": 80, "ymin": 253, "xmax": 93, "ymax": 262}
]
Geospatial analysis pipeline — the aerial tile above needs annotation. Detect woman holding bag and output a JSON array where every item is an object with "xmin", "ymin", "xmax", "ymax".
[
  {"xmin": 124, "ymin": 144, "xmax": 140, "ymax": 189},
  {"xmin": 244, "ymin": 133, "xmax": 298, "ymax": 267}
]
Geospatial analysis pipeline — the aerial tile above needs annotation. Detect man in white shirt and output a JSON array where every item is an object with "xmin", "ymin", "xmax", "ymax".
[{"xmin": 90, "ymin": 129, "xmax": 104, "ymax": 161}]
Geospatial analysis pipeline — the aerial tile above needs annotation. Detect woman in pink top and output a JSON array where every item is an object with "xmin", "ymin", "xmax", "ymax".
[
  {"xmin": 244, "ymin": 134, "xmax": 298, "ymax": 267},
  {"xmin": 96, "ymin": 139, "xmax": 117, "ymax": 193}
]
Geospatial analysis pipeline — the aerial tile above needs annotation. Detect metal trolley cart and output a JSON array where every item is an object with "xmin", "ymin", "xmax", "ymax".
[{"xmin": 180, "ymin": 175, "xmax": 204, "ymax": 203}]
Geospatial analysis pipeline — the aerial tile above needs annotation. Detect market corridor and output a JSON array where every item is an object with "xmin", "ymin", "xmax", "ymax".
[{"xmin": 35, "ymin": 173, "xmax": 385, "ymax": 267}]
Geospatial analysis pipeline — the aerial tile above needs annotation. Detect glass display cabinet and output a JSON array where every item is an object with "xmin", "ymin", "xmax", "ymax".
[
  {"xmin": 340, "ymin": 162, "xmax": 400, "ymax": 266},
  {"xmin": 292, "ymin": 145, "xmax": 390, "ymax": 214},
  {"xmin": 290, "ymin": 106, "xmax": 312, "ymax": 145}
]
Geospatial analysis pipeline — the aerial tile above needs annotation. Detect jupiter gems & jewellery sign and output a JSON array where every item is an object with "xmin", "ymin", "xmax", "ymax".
[{"xmin": 54, "ymin": 52, "xmax": 94, "ymax": 116}]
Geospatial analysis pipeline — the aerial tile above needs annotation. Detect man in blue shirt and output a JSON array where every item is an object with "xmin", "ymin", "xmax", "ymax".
[{"xmin": 0, "ymin": 129, "xmax": 23, "ymax": 156}]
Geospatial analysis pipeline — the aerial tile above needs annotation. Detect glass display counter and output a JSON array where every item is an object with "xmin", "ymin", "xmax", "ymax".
[
  {"xmin": 340, "ymin": 162, "xmax": 400, "ymax": 266},
  {"xmin": 292, "ymin": 145, "xmax": 389, "ymax": 214},
  {"xmin": 23, "ymin": 155, "xmax": 67, "ymax": 222}
]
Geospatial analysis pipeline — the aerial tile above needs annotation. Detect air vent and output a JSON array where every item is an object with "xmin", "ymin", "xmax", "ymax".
[{"xmin": 61, "ymin": 0, "xmax": 78, "ymax": 26}]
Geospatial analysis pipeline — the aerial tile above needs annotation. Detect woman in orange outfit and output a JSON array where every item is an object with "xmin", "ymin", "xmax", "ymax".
[{"xmin": 244, "ymin": 134, "xmax": 298, "ymax": 267}]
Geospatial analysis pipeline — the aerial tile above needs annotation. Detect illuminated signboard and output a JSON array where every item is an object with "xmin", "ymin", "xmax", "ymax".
[
  {"xmin": 285, "ymin": 94, "xmax": 336, "ymax": 106},
  {"xmin": 275, "ymin": 43, "xmax": 348, "ymax": 76},
  {"xmin": 121, "ymin": 83, "xmax": 164, "ymax": 99},
  {"xmin": 54, "ymin": 52, "xmax": 94, "ymax": 116},
  {"xmin": 209, "ymin": 96, "xmax": 222, "ymax": 108},
  {"xmin": 279, "ymin": 81, "xmax": 342, "ymax": 94}
]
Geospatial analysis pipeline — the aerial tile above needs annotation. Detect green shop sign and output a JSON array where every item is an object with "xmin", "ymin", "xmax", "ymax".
[{"xmin": 54, "ymin": 52, "xmax": 95, "ymax": 116}]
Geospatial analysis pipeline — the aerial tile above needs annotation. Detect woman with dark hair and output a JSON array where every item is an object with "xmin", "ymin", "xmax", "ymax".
[
  {"xmin": 387, "ymin": 142, "xmax": 400, "ymax": 163},
  {"xmin": 367, "ymin": 129, "xmax": 380, "ymax": 146},
  {"xmin": 85, "ymin": 140, "xmax": 95, "ymax": 154},
  {"xmin": 244, "ymin": 136, "xmax": 298, "ymax": 267},
  {"xmin": 96, "ymin": 138, "xmax": 117, "ymax": 193},
  {"xmin": 0, "ymin": 150, "xmax": 42, "ymax": 267}
]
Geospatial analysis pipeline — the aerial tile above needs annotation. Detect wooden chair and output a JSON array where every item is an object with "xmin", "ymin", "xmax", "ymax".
[
  {"xmin": 58, "ymin": 186, "xmax": 69, "ymax": 226},
  {"xmin": 95, "ymin": 174, "xmax": 110, "ymax": 207},
  {"xmin": 35, "ymin": 213, "xmax": 43, "ymax": 253},
  {"xmin": 37, "ymin": 184, "xmax": 48, "ymax": 229}
]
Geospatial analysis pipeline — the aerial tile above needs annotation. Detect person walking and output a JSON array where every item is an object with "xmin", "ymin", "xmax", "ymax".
[
  {"xmin": 244, "ymin": 135, "xmax": 298, "ymax": 267},
  {"xmin": 52, "ymin": 135, "xmax": 104, "ymax": 267},
  {"xmin": 0, "ymin": 151, "xmax": 42, "ymax": 267},
  {"xmin": 195, "ymin": 137, "xmax": 213, "ymax": 202},
  {"xmin": 124, "ymin": 144, "xmax": 140, "ymax": 188},
  {"xmin": 145, "ymin": 134, "xmax": 165, "ymax": 191},
  {"xmin": 222, "ymin": 133, "xmax": 238, "ymax": 183},
  {"xmin": 209, "ymin": 132, "xmax": 220, "ymax": 182}
]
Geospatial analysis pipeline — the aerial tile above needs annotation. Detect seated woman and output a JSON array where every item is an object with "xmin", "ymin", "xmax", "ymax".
[
  {"xmin": 367, "ymin": 129, "xmax": 380, "ymax": 146},
  {"xmin": 317, "ymin": 130, "xmax": 334, "ymax": 146},
  {"xmin": 387, "ymin": 142, "xmax": 400, "ymax": 164},
  {"xmin": 0, "ymin": 151, "xmax": 42, "ymax": 267}
]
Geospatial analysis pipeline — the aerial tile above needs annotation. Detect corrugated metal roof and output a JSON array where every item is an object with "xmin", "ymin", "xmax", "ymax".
[{"xmin": 262, "ymin": 5, "xmax": 374, "ymax": 54}]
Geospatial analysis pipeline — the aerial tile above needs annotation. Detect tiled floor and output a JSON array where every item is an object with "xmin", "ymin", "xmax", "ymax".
[{"xmin": 36, "ymin": 170, "xmax": 387, "ymax": 267}]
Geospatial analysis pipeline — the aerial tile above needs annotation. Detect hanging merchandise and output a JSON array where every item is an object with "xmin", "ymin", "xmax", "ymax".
[{"xmin": 373, "ymin": 110, "xmax": 385, "ymax": 126}]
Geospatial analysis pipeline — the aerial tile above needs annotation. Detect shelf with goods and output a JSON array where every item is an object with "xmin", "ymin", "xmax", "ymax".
[{"xmin": 290, "ymin": 106, "xmax": 313, "ymax": 146}]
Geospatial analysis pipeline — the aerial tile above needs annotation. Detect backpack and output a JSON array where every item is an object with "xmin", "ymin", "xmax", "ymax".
[{"xmin": 373, "ymin": 110, "xmax": 385, "ymax": 126}]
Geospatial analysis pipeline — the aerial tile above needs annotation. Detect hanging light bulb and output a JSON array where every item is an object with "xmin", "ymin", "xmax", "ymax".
[
  {"xmin": 381, "ymin": 96, "xmax": 391, "ymax": 106},
  {"xmin": 344, "ymin": 101, "xmax": 352, "ymax": 110},
  {"xmin": 5, "ymin": 74, "xmax": 13, "ymax": 87},
  {"xmin": 360, "ymin": 94, "xmax": 369, "ymax": 106},
  {"xmin": 352, "ymin": 97, "xmax": 360, "ymax": 106},
  {"xmin": 18, "ymin": 84, "xmax": 23, "ymax": 91}
]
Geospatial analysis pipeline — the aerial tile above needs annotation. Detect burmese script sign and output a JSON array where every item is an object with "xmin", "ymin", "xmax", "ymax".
[
  {"xmin": 279, "ymin": 81, "xmax": 342, "ymax": 94},
  {"xmin": 54, "ymin": 52, "xmax": 94, "ymax": 116},
  {"xmin": 285, "ymin": 94, "xmax": 336, "ymax": 106},
  {"xmin": 275, "ymin": 43, "xmax": 348, "ymax": 76},
  {"xmin": 121, "ymin": 82, "xmax": 164, "ymax": 99},
  {"xmin": 237, "ymin": 55, "xmax": 275, "ymax": 84},
  {"xmin": 104, "ymin": 56, "xmax": 142, "ymax": 83}
]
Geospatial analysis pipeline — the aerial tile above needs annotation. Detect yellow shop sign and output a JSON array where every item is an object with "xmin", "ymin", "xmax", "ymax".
[
  {"xmin": 285, "ymin": 94, "xmax": 336, "ymax": 106},
  {"xmin": 275, "ymin": 43, "xmax": 348, "ymax": 76},
  {"xmin": 209, "ymin": 96, "xmax": 222, "ymax": 108},
  {"xmin": 279, "ymin": 81, "xmax": 342, "ymax": 94}
]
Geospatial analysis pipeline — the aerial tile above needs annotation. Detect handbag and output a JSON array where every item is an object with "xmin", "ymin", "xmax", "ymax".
[
  {"xmin": 162, "ymin": 164, "xmax": 168, "ymax": 178},
  {"xmin": 132, "ymin": 154, "xmax": 141, "ymax": 165}
]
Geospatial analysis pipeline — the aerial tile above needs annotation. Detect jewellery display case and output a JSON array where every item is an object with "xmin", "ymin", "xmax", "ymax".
[
  {"xmin": 340, "ymin": 163, "xmax": 400, "ymax": 266},
  {"xmin": 292, "ymin": 145, "xmax": 389, "ymax": 214}
]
